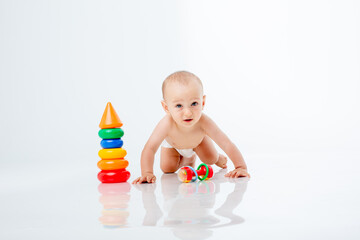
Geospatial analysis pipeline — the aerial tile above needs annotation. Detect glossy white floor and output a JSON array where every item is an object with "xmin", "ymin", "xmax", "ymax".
[
  {"xmin": 1, "ymin": 151, "xmax": 359, "ymax": 240},
  {"xmin": 1, "ymin": 0, "xmax": 359, "ymax": 239}
]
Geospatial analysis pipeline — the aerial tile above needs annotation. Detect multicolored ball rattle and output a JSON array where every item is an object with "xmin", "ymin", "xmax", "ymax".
[{"xmin": 177, "ymin": 163, "xmax": 214, "ymax": 183}]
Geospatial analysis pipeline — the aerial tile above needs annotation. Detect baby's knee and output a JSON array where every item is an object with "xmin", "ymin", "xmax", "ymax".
[
  {"xmin": 160, "ymin": 162, "xmax": 178, "ymax": 173},
  {"xmin": 160, "ymin": 167, "xmax": 177, "ymax": 174}
]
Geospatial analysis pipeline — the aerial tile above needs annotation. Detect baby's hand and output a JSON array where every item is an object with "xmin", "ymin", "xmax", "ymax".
[
  {"xmin": 132, "ymin": 173, "xmax": 156, "ymax": 184},
  {"xmin": 224, "ymin": 167, "xmax": 250, "ymax": 178}
]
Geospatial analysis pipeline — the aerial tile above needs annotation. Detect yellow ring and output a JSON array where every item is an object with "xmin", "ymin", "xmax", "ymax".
[{"xmin": 98, "ymin": 148, "xmax": 127, "ymax": 159}]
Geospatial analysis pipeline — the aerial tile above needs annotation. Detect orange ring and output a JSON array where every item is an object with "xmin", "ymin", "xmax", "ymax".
[{"xmin": 97, "ymin": 159, "xmax": 129, "ymax": 170}]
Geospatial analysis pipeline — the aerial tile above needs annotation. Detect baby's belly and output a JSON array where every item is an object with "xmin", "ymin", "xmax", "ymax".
[{"xmin": 166, "ymin": 136, "xmax": 204, "ymax": 149}]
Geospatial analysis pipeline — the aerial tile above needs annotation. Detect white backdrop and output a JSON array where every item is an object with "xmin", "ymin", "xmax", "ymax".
[{"xmin": 0, "ymin": 0, "xmax": 359, "ymax": 182}]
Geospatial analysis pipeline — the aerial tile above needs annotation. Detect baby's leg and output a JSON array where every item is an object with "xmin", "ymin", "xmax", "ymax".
[
  {"xmin": 160, "ymin": 147, "xmax": 196, "ymax": 173},
  {"xmin": 194, "ymin": 136, "xmax": 227, "ymax": 168},
  {"xmin": 160, "ymin": 147, "xmax": 181, "ymax": 173},
  {"xmin": 179, "ymin": 154, "xmax": 196, "ymax": 169}
]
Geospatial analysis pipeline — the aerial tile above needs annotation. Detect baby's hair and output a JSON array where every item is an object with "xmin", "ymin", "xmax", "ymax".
[{"xmin": 162, "ymin": 71, "xmax": 203, "ymax": 99}]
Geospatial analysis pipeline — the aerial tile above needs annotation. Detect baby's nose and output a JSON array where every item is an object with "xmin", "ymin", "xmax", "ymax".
[{"xmin": 184, "ymin": 108, "xmax": 192, "ymax": 117}]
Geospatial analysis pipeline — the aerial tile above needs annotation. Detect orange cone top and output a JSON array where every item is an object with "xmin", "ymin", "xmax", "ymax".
[{"xmin": 99, "ymin": 102, "xmax": 123, "ymax": 129}]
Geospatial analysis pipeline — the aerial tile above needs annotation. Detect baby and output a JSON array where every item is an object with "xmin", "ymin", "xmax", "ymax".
[{"xmin": 132, "ymin": 71, "xmax": 250, "ymax": 184}]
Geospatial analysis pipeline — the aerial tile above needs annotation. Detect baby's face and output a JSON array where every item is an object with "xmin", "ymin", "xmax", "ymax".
[{"xmin": 163, "ymin": 80, "xmax": 205, "ymax": 128}]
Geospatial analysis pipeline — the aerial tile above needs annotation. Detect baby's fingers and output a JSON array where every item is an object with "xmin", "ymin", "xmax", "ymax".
[
  {"xmin": 146, "ymin": 176, "xmax": 156, "ymax": 183},
  {"xmin": 235, "ymin": 170, "xmax": 251, "ymax": 178},
  {"xmin": 235, "ymin": 171, "xmax": 246, "ymax": 178},
  {"xmin": 132, "ymin": 177, "xmax": 142, "ymax": 184},
  {"xmin": 231, "ymin": 171, "xmax": 239, "ymax": 178},
  {"xmin": 225, "ymin": 170, "xmax": 235, "ymax": 178},
  {"xmin": 132, "ymin": 175, "xmax": 156, "ymax": 184},
  {"xmin": 225, "ymin": 169, "xmax": 250, "ymax": 178},
  {"xmin": 132, "ymin": 176, "xmax": 146, "ymax": 184}
]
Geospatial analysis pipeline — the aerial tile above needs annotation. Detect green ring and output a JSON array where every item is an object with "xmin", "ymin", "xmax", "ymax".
[
  {"xmin": 98, "ymin": 128, "xmax": 124, "ymax": 139},
  {"xmin": 197, "ymin": 163, "xmax": 209, "ymax": 181}
]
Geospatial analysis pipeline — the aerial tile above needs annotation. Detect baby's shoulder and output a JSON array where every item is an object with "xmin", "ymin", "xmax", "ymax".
[
  {"xmin": 158, "ymin": 115, "xmax": 175, "ymax": 128},
  {"xmin": 199, "ymin": 113, "xmax": 216, "ymax": 129},
  {"xmin": 199, "ymin": 113, "xmax": 211, "ymax": 124}
]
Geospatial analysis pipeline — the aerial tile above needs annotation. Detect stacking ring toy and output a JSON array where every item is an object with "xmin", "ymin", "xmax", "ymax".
[
  {"xmin": 97, "ymin": 159, "xmax": 129, "ymax": 170},
  {"xmin": 98, "ymin": 128, "xmax": 124, "ymax": 139},
  {"xmin": 98, "ymin": 148, "xmax": 127, "ymax": 159},
  {"xmin": 177, "ymin": 163, "xmax": 213, "ymax": 183},
  {"xmin": 101, "ymin": 139, "xmax": 123, "ymax": 149},
  {"xmin": 98, "ymin": 169, "xmax": 131, "ymax": 183}
]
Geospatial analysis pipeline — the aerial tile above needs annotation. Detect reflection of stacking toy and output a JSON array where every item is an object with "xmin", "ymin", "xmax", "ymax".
[
  {"xmin": 97, "ymin": 102, "xmax": 130, "ymax": 183},
  {"xmin": 177, "ymin": 163, "xmax": 214, "ymax": 183},
  {"xmin": 98, "ymin": 183, "xmax": 131, "ymax": 227}
]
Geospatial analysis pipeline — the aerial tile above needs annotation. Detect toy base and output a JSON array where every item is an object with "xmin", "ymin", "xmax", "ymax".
[{"xmin": 98, "ymin": 169, "xmax": 130, "ymax": 183}]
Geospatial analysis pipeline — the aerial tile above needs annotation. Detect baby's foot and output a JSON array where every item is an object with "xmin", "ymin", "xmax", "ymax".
[{"xmin": 215, "ymin": 154, "xmax": 227, "ymax": 168}]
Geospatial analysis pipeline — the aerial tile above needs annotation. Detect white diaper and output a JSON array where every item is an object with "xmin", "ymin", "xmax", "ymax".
[{"xmin": 161, "ymin": 139, "xmax": 195, "ymax": 158}]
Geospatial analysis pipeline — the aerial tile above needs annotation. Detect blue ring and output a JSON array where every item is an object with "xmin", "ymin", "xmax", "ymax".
[
  {"xmin": 100, "ymin": 139, "xmax": 123, "ymax": 149},
  {"xmin": 187, "ymin": 166, "xmax": 198, "ymax": 182}
]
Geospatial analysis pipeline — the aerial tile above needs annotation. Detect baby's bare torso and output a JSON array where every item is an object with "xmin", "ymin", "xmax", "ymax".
[{"xmin": 165, "ymin": 119, "xmax": 206, "ymax": 150}]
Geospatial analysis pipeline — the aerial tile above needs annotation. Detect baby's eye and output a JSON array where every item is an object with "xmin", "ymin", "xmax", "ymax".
[
  {"xmin": 191, "ymin": 102, "xmax": 198, "ymax": 106},
  {"xmin": 176, "ymin": 104, "xmax": 182, "ymax": 108}
]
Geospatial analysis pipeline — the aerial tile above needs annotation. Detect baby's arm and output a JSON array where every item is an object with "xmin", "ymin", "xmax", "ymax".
[
  {"xmin": 132, "ymin": 116, "xmax": 170, "ymax": 184},
  {"xmin": 201, "ymin": 114, "xmax": 250, "ymax": 178}
]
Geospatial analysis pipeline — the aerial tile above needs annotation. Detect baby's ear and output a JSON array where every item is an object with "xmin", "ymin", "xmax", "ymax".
[
  {"xmin": 202, "ymin": 95, "xmax": 206, "ymax": 109},
  {"xmin": 161, "ymin": 100, "xmax": 169, "ymax": 113}
]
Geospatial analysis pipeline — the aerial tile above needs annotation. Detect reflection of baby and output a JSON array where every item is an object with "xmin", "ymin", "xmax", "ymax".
[
  {"xmin": 133, "ymin": 71, "xmax": 250, "ymax": 184},
  {"xmin": 161, "ymin": 174, "xmax": 219, "ymax": 240},
  {"xmin": 162, "ymin": 172, "xmax": 248, "ymax": 240},
  {"xmin": 134, "ymin": 171, "xmax": 248, "ymax": 240}
]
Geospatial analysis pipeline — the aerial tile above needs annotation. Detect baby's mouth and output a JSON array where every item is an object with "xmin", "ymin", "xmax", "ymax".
[{"xmin": 184, "ymin": 119, "xmax": 193, "ymax": 122}]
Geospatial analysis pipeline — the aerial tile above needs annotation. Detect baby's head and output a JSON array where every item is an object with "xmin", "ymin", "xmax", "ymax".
[
  {"xmin": 162, "ymin": 71, "xmax": 203, "ymax": 100},
  {"xmin": 161, "ymin": 71, "xmax": 206, "ymax": 127}
]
